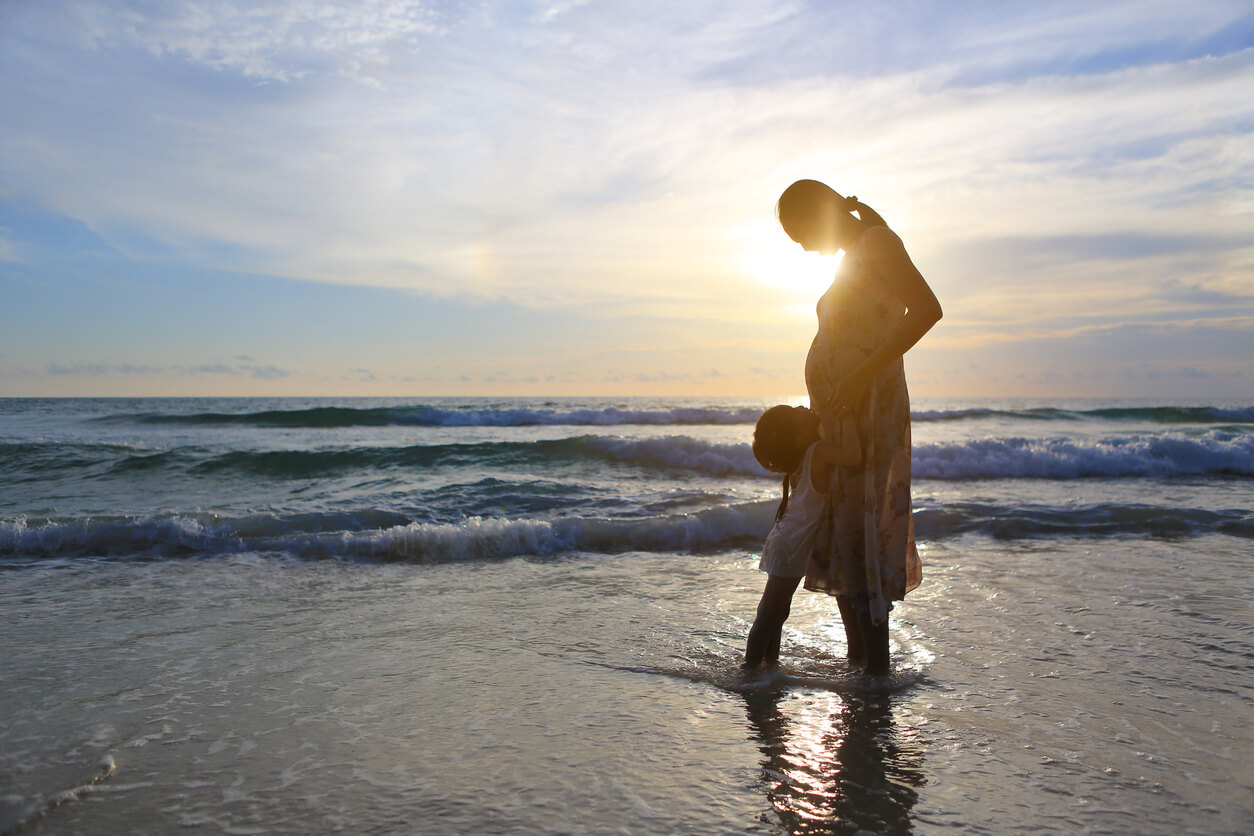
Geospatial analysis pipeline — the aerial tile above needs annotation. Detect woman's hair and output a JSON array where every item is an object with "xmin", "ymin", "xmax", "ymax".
[
  {"xmin": 775, "ymin": 178, "xmax": 888, "ymax": 240},
  {"xmin": 753, "ymin": 405, "xmax": 808, "ymax": 522}
]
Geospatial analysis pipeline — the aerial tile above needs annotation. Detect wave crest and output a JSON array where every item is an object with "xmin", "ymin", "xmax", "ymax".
[
  {"xmin": 5, "ymin": 497, "xmax": 1251, "ymax": 565},
  {"xmin": 117, "ymin": 405, "xmax": 763, "ymax": 428},
  {"xmin": 914, "ymin": 431, "xmax": 1254, "ymax": 479},
  {"xmin": 7, "ymin": 431, "xmax": 1252, "ymax": 481},
  {"xmin": 0, "ymin": 506, "xmax": 776, "ymax": 563}
]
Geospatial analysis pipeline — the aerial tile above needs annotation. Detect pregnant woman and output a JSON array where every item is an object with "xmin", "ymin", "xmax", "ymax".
[{"xmin": 777, "ymin": 179, "xmax": 942, "ymax": 674}]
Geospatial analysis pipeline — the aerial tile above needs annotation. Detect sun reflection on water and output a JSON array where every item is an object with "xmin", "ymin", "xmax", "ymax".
[{"xmin": 743, "ymin": 684, "xmax": 926, "ymax": 834}]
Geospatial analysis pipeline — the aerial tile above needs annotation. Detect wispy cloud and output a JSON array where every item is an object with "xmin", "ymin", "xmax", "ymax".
[
  {"xmin": 0, "ymin": 226, "xmax": 20, "ymax": 263},
  {"xmin": 67, "ymin": 0, "xmax": 447, "ymax": 82},
  {"xmin": 44, "ymin": 361, "xmax": 291, "ymax": 379}
]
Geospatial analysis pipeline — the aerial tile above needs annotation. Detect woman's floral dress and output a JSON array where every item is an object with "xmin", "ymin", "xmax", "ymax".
[{"xmin": 804, "ymin": 227, "xmax": 922, "ymax": 624}]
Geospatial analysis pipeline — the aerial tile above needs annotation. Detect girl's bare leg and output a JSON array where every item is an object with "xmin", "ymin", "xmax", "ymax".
[{"xmin": 743, "ymin": 575, "xmax": 802, "ymax": 669}]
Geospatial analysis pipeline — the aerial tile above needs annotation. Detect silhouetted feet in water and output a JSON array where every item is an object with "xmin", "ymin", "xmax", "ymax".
[
  {"xmin": 847, "ymin": 658, "xmax": 890, "ymax": 675},
  {"xmin": 837, "ymin": 598, "xmax": 891, "ymax": 675},
  {"xmin": 740, "ymin": 658, "xmax": 779, "ymax": 674}
]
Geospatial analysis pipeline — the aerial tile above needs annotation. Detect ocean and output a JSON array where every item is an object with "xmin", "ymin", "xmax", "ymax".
[{"xmin": 1, "ymin": 396, "xmax": 1251, "ymax": 834}]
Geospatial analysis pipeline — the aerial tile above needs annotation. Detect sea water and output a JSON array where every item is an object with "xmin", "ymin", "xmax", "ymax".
[{"xmin": 1, "ymin": 397, "xmax": 1251, "ymax": 834}]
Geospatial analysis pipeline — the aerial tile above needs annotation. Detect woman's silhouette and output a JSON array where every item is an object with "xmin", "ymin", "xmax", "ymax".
[{"xmin": 777, "ymin": 180, "xmax": 942, "ymax": 673}]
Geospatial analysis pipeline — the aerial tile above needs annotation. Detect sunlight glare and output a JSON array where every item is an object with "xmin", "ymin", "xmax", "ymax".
[{"xmin": 737, "ymin": 226, "xmax": 841, "ymax": 300}]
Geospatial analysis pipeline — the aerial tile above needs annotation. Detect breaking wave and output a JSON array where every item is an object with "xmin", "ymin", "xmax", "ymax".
[
  {"xmin": 4, "ymin": 499, "xmax": 1250, "ymax": 564},
  {"xmin": 912, "ymin": 431, "xmax": 1254, "ymax": 479},
  {"xmin": 6, "ymin": 431, "xmax": 1252, "ymax": 482}
]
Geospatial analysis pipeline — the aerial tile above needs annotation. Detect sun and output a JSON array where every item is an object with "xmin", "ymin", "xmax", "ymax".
[{"xmin": 735, "ymin": 225, "xmax": 842, "ymax": 300}]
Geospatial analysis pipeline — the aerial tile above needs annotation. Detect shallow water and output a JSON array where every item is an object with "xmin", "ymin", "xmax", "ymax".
[{"xmin": 3, "ymin": 534, "xmax": 1250, "ymax": 834}]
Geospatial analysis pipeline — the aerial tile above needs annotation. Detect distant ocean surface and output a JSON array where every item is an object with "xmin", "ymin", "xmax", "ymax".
[{"xmin": 2, "ymin": 396, "xmax": 1251, "ymax": 834}]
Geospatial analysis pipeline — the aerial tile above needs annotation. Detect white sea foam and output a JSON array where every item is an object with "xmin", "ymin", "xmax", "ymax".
[
  {"xmin": 4, "ymin": 488, "xmax": 1252, "ymax": 565},
  {"xmin": 590, "ymin": 431, "xmax": 1254, "ymax": 479},
  {"xmin": 6, "ymin": 427, "xmax": 1251, "ymax": 485},
  {"xmin": 913, "ymin": 431, "xmax": 1254, "ymax": 479},
  {"xmin": 587, "ymin": 436, "xmax": 763, "ymax": 476},
  {"xmin": 307, "ymin": 505, "xmax": 776, "ymax": 562},
  {"xmin": 113, "ymin": 402, "xmax": 1254, "ymax": 428},
  {"xmin": 402, "ymin": 406, "xmax": 761, "ymax": 426},
  {"xmin": 4, "ymin": 754, "xmax": 118, "ymax": 833},
  {"xmin": 0, "ymin": 515, "xmax": 237, "ymax": 557},
  {"xmin": 338, "ymin": 516, "xmax": 575, "ymax": 562}
]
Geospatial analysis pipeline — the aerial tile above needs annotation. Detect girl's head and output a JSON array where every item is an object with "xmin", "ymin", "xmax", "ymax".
[
  {"xmin": 753, "ymin": 405, "xmax": 819, "ymax": 474},
  {"xmin": 754, "ymin": 405, "xmax": 820, "ymax": 522},
  {"xmin": 776, "ymin": 179, "xmax": 888, "ymax": 254}
]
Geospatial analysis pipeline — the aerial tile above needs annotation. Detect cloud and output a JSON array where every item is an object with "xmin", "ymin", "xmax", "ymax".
[
  {"xmin": 2, "ymin": 1, "xmax": 1251, "ymax": 396},
  {"xmin": 241, "ymin": 364, "xmax": 291, "ymax": 380},
  {"xmin": 0, "ymin": 226, "xmax": 21, "ymax": 263},
  {"xmin": 67, "ymin": 0, "xmax": 447, "ymax": 82},
  {"xmin": 46, "ymin": 363, "xmax": 109, "ymax": 376},
  {"xmin": 41, "ymin": 361, "xmax": 291, "ymax": 379},
  {"xmin": 191, "ymin": 364, "xmax": 240, "ymax": 375},
  {"xmin": 5, "ymin": 5, "xmax": 1246, "ymax": 311}
]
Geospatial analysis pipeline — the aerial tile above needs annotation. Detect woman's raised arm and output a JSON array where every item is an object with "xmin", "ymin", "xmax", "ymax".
[{"xmin": 829, "ymin": 226, "xmax": 941, "ymax": 411}]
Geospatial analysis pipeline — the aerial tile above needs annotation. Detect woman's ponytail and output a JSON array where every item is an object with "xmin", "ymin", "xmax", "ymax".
[
  {"xmin": 844, "ymin": 195, "xmax": 889, "ymax": 230},
  {"xmin": 777, "ymin": 180, "xmax": 891, "ymax": 242}
]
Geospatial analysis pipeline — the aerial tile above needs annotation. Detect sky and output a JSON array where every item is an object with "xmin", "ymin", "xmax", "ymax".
[{"xmin": 1, "ymin": 0, "xmax": 1252, "ymax": 399}]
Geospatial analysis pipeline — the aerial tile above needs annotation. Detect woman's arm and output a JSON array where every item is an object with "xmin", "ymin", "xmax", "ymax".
[{"xmin": 830, "ymin": 226, "xmax": 942, "ymax": 410}]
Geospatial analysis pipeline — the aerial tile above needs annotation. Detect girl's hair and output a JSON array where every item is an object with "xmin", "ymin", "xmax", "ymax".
[
  {"xmin": 753, "ymin": 405, "xmax": 808, "ymax": 522},
  {"xmin": 775, "ymin": 178, "xmax": 889, "ymax": 240}
]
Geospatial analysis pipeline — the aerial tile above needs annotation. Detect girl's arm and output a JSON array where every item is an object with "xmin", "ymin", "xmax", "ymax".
[
  {"xmin": 834, "ymin": 413, "xmax": 861, "ymax": 466},
  {"xmin": 830, "ymin": 226, "xmax": 942, "ymax": 410},
  {"xmin": 809, "ymin": 417, "xmax": 861, "ymax": 491}
]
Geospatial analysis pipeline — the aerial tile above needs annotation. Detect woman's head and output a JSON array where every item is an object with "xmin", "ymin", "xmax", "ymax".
[
  {"xmin": 776, "ymin": 179, "xmax": 887, "ymax": 253},
  {"xmin": 753, "ymin": 405, "xmax": 819, "ymax": 475}
]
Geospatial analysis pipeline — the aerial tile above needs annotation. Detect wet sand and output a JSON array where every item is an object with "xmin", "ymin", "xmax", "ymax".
[{"xmin": 2, "ymin": 534, "xmax": 1250, "ymax": 834}]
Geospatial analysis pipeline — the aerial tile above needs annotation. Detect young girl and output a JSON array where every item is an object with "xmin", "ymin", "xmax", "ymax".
[{"xmin": 743, "ymin": 404, "xmax": 861, "ymax": 670}]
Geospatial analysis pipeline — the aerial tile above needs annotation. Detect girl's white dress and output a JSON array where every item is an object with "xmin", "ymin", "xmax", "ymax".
[{"xmin": 758, "ymin": 441, "xmax": 825, "ymax": 578}]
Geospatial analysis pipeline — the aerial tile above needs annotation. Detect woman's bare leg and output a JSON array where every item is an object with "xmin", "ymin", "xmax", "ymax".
[
  {"xmin": 861, "ymin": 613, "xmax": 890, "ymax": 674},
  {"xmin": 836, "ymin": 595, "xmax": 867, "ymax": 666}
]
